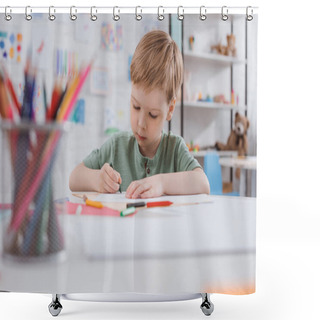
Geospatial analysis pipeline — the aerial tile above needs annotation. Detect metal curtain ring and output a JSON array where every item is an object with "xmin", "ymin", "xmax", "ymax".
[
  {"xmin": 49, "ymin": 6, "xmax": 56, "ymax": 21},
  {"xmin": 135, "ymin": 6, "xmax": 142, "ymax": 21},
  {"xmin": 113, "ymin": 6, "xmax": 120, "ymax": 21},
  {"xmin": 5, "ymin": 6, "xmax": 12, "ymax": 21},
  {"xmin": 200, "ymin": 6, "xmax": 207, "ymax": 21},
  {"xmin": 25, "ymin": 6, "xmax": 32, "ymax": 21},
  {"xmin": 70, "ymin": 6, "xmax": 77, "ymax": 21},
  {"xmin": 177, "ymin": 6, "xmax": 184, "ymax": 21},
  {"xmin": 91, "ymin": 6, "xmax": 97, "ymax": 21},
  {"xmin": 158, "ymin": 6, "xmax": 164, "ymax": 21},
  {"xmin": 221, "ymin": 6, "xmax": 228, "ymax": 21},
  {"xmin": 246, "ymin": 6, "xmax": 253, "ymax": 21}
]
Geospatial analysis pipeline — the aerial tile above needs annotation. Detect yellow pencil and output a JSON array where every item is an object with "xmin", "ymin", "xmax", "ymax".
[
  {"xmin": 83, "ymin": 195, "xmax": 103, "ymax": 209},
  {"xmin": 56, "ymin": 74, "xmax": 80, "ymax": 121}
]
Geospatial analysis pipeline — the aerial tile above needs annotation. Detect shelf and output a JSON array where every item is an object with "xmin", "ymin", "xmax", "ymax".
[
  {"xmin": 184, "ymin": 50, "xmax": 247, "ymax": 65},
  {"xmin": 177, "ymin": 101, "xmax": 246, "ymax": 111},
  {"xmin": 190, "ymin": 150, "xmax": 238, "ymax": 158}
]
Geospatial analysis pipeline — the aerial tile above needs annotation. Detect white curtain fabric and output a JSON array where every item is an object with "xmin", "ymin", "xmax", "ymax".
[{"xmin": 0, "ymin": 12, "xmax": 256, "ymax": 295}]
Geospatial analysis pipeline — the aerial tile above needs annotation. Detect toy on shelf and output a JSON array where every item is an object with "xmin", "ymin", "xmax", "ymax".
[
  {"xmin": 210, "ymin": 34, "xmax": 237, "ymax": 57},
  {"xmin": 197, "ymin": 93, "xmax": 213, "ymax": 103},
  {"xmin": 188, "ymin": 36, "xmax": 195, "ymax": 51},
  {"xmin": 187, "ymin": 141, "xmax": 200, "ymax": 153},
  {"xmin": 231, "ymin": 89, "xmax": 235, "ymax": 105},
  {"xmin": 214, "ymin": 94, "xmax": 229, "ymax": 104},
  {"xmin": 213, "ymin": 90, "xmax": 238, "ymax": 106},
  {"xmin": 215, "ymin": 112, "xmax": 249, "ymax": 178}
]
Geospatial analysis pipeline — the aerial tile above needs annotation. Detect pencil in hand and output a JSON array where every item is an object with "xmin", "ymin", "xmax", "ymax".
[{"xmin": 109, "ymin": 163, "xmax": 122, "ymax": 193}]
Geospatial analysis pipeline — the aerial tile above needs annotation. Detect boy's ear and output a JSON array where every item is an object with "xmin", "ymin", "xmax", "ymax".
[{"xmin": 166, "ymin": 98, "xmax": 176, "ymax": 121}]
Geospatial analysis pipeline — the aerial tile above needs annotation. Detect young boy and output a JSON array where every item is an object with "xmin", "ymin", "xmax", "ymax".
[{"xmin": 69, "ymin": 30, "xmax": 210, "ymax": 199}]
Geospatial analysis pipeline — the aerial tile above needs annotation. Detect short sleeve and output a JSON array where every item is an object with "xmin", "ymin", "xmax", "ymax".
[
  {"xmin": 175, "ymin": 136, "xmax": 202, "ymax": 171},
  {"xmin": 83, "ymin": 136, "xmax": 114, "ymax": 169}
]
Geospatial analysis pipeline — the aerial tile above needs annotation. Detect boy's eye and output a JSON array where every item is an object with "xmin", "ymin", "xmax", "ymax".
[
  {"xmin": 133, "ymin": 105, "xmax": 140, "ymax": 110},
  {"xmin": 149, "ymin": 113, "xmax": 158, "ymax": 119}
]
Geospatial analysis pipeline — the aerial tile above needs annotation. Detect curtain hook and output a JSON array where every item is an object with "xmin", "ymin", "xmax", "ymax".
[
  {"xmin": 157, "ymin": 6, "xmax": 164, "ymax": 21},
  {"xmin": 177, "ymin": 6, "xmax": 184, "ymax": 21},
  {"xmin": 135, "ymin": 6, "xmax": 142, "ymax": 21},
  {"xmin": 70, "ymin": 6, "xmax": 77, "ymax": 21},
  {"xmin": 246, "ymin": 6, "xmax": 253, "ymax": 21},
  {"xmin": 5, "ymin": 6, "xmax": 12, "ymax": 21},
  {"xmin": 25, "ymin": 6, "xmax": 32, "ymax": 21},
  {"xmin": 90, "ymin": 6, "xmax": 97, "ymax": 21},
  {"xmin": 49, "ymin": 6, "xmax": 56, "ymax": 21},
  {"xmin": 113, "ymin": 6, "xmax": 120, "ymax": 21},
  {"xmin": 200, "ymin": 6, "xmax": 207, "ymax": 21},
  {"xmin": 221, "ymin": 6, "xmax": 228, "ymax": 21}
]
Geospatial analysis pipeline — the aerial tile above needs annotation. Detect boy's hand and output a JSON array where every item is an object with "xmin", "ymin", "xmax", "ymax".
[
  {"xmin": 126, "ymin": 175, "xmax": 164, "ymax": 199},
  {"xmin": 98, "ymin": 163, "xmax": 122, "ymax": 193}
]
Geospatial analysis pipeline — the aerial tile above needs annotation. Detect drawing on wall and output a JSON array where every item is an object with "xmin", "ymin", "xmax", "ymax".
[
  {"xmin": 32, "ymin": 26, "xmax": 52, "ymax": 70},
  {"xmin": 0, "ymin": 31, "xmax": 22, "ymax": 62},
  {"xmin": 90, "ymin": 67, "xmax": 109, "ymax": 95},
  {"xmin": 56, "ymin": 49, "xmax": 79, "ymax": 78},
  {"xmin": 104, "ymin": 107, "xmax": 120, "ymax": 135},
  {"xmin": 101, "ymin": 23, "xmax": 123, "ymax": 51},
  {"xmin": 71, "ymin": 99, "xmax": 85, "ymax": 124}
]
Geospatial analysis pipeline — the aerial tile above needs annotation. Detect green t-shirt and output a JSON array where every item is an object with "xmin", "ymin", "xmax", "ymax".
[{"xmin": 83, "ymin": 131, "xmax": 201, "ymax": 191}]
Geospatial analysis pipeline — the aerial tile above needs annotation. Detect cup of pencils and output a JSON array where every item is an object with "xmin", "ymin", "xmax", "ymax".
[
  {"xmin": 1, "ymin": 122, "xmax": 68, "ymax": 261},
  {"xmin": 0, "ymin": 58, "xmax": 91, "ymax": 261}
]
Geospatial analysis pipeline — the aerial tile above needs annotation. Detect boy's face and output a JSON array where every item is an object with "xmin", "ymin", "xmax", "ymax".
[{"xmin": 130, "ymin": 83, "xmax": 175, "ymax": 158}]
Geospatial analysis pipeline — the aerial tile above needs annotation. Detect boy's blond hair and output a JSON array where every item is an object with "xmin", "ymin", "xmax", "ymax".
[{"xmin": 130, "ymin": 30, "xmax": 183, "ymax": 104}]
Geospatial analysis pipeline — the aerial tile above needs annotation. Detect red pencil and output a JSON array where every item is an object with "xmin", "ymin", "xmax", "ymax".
[{"xmin": 146, "ymin": 201, "xmax": 173, "ymax": 208}]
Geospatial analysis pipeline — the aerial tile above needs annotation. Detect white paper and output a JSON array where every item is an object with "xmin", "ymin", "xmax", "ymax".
[{"xmin": 95, "ymin": 193, "xmax": 213, "ymax": 205}]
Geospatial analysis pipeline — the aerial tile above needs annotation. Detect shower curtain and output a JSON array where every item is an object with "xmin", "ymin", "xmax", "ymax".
[{"xmin": 0, "ymin": 6, "xmax": 257, "ymax": 302}]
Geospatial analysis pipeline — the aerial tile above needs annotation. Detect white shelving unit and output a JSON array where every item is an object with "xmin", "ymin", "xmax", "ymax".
[
  {"xmin": 190, "ymin": 150, "xmax": 237, "ymax": 158},
  {"xmin": 175, "ymin": 15, "xmax": 248, "ymax": 154},
  {"xmin": 169, "ymin": 15, "xmax": 250, "ymax": 163},
  {"xmin": 184, "ymin": 50, "xmax": 247, "ymax": 65},
  {"xmin": 177, "ymin": 101, "xmax": 246, "ymax": 111}
]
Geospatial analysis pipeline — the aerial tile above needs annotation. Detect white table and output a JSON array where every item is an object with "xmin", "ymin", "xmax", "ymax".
[
  {"xmin": 219, "ymin": 156, "xmax": 257, "ymax": 197},
  {"xmin": 0, "ymin": 195, "xmax": 256, "ymax": 300}
]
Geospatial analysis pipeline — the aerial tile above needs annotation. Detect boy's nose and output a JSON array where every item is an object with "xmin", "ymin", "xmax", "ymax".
[{"xmin": 138, "ymin": 113, "xmax": 147, "ymax": 129}]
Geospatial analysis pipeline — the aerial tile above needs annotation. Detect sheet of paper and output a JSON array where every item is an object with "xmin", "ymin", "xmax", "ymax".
[{"xmin": 95, "ymin": 193, "xmax": 213, "ymax": 205}]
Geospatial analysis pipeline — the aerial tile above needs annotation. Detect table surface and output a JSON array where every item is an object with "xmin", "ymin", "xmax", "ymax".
[{"xmin": 0, "ymin": 194, "xmax": 256, "ymax": 294}]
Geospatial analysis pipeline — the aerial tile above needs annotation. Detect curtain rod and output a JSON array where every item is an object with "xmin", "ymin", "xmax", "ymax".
[{"xmin": 0, "ymin": 6, "xmax": 258, "ymax": 16}]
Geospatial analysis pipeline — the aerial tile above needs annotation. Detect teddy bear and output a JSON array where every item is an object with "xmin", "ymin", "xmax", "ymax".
[
  {"xmin": 215, "ymin": 112, "xmax": 249, "ymax": 155},
  {"xmin": 210, "ymin": 34, "xmax": 237, "ymax": 57},
  {"xmin": 215, "ymin": 112, "xmax": 249, "ymax": 178},
  {"xmin": 226, "ymin": 34, "xmax": 237, "ymax": 57}
]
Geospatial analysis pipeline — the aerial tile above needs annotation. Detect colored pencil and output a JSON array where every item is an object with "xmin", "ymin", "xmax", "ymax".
[{"xmin": 1, "ymin": 59, "xmax": 92, "ymax": 257}]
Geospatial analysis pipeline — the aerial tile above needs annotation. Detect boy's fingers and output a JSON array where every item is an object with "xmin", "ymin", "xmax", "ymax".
[
  {"xmin": 102, "ymin": 170, "xmax": 119, "ymax": 192},
  {"xmin": 139, "ymin": 187, "xmax": 153, "ymax": 199},
  {"xmin": 116, "ymin": 172, "xmax": 121, "ymax": 184},
  {"xmin": 125, "ymin": 183, "xmax": 134, "ymax": 197},
  {"xmin": 126, "ymin": 181, "xmax": 139, "ymax": 198},
  {"xmin": 131, "ymin": 184, "xmax": 149, "ymax": 199},
  {"xmin": 105, "ymin": 165, "xmax": 119, "ymax": 183},
  {"xmin": 104, "ymin": 178, "xmax": 119, "ymax": 193},
  {"xmin": 107, "ymin": 164, "xmax": 122, "ymax": 184}
]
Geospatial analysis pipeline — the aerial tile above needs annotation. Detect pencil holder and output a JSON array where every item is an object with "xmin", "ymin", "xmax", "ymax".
[{"xmin": 0, "ymin": 122, "xmax": 68, "ymax": 262}]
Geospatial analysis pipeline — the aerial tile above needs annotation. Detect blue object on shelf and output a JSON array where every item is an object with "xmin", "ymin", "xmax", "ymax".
[{"xmin": 204, "ymin": 152, "xmax": 239, "ymax": 196}]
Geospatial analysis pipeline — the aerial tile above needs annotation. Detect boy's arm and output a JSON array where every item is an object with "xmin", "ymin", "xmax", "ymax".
[
  {"xmin": 162, "ymin": 168, "xmax": 210, "ymax": 195},
  {"xmin": 126, "ymin": 168, "xmax": 210, "ymax": 199},
  {"xmin": 69, "ymin": 162, "xmax": 121, "ymax": 193}
]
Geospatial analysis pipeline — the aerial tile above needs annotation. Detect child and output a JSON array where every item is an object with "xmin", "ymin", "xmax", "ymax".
[{"xmin": 69, "ymin": 30, "xmax": 210, "ymax": 199}]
